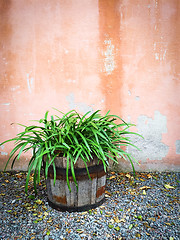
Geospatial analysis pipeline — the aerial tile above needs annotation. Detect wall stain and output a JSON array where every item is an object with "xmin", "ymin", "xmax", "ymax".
[
  {"xmin": 66, "ymin": 92, "xmax": 93, "ymax": 113},
  {"xmin": 99, "ymin": 0, "xmax": 122, "ymax": 114},
  {"xmin": 127, "ymin": 111, "xmax": 169, "ymax": 162},
  {"xmin": 0, "ymin": 0, "xmax": 16, "ymax": 88}
]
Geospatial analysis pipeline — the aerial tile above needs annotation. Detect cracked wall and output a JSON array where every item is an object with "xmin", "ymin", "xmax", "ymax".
[{"xmin": 0, "ymin": 0, "xmax": 180, "ymax": 171}]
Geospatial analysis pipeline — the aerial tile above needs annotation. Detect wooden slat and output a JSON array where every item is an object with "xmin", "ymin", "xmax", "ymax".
[
  {"xmin": 90, "ymin": 177, "xmax": 97, "ymax": 204},
  {"xmin": 96, "ymin": 175, "xmax": 106, "ymax": 202},
  {"xmin": 50, "ymin": 179, "xmax": 66, "ymax": 205},
  {"xmin": 77, "ymin": 179, "xmax": 91, "ymax": 206},
  {"xmin": 65, "ymin": 181, "xmax": 78, "ymax": 206}
]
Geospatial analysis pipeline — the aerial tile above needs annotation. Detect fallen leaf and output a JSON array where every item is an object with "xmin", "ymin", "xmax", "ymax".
[
  {"xmin": 139, "ymin": 186, "xmax": 151, "ymax": 190},
  {"xmin": 35, "ymin": 199, "xmax": 42, "ymax": 204},
  {"xmin": 105, "ymin": 190, "xmax": 111, "ymax": 195},
  {"xmin": 76, "ymin": 229, "xmax": 84, "ymax": 233},
  {"xmin": 109, "ymin": 176, "xmax": 116, "ymax": 180},
  {"xmin": 42, "ymin": 206, "xmax": 47, "ymax": 211},
  {"xmin": 110, "ymin": 219, "xmax": 115, "ymax": 224},
  {"xmin": 142, "ymin": 190, "xmax": 146, "ymax": 195},
  {"xmin": 105, "ymin": 194, "xmax": 111, "ymax": 198},
  {"xmin": 47, "ymin": 220, "xmax": 52, "ymax": 223},
  {"xmin": 147, "ymin": 174, "xmax": 152, "ymax": 178},
  {"xmin": 44, "ymin": 212, "xmax": 49, "ymax": 217},
  {"xmin": 137, "ymin": 215, "xmax": 142, "ymax": 220},
  {"xmin": 125, "ymin": 173, "xmax": 131, "ymax": 179},
  {"xmin": 129, "ymin": 224, "xmax": 133, "ymax": 230},
  {"xmin": 81, "ymin": 211, "xmax": 87, "ymax": 215},
  {"xmin": 108, "ymin": 224, "xmax": 114, "ymax": 229},
  {"xmin": 119, "ymin": 218, "xmax": 126, "ymax": 223},
  {"xmin": 164, "ymin": 184, "xmax": 175, "ymax": 189},
  {"xmin": 114, "ymin": 226, "xmax": 120, "ymax": 231},
  {"xmin": 165, "ymin": 222, "xmax": 171, "ymax": 226},
  {"xmin": 114, "ymin": 216, "xmax": 121, "ymax": 223}
]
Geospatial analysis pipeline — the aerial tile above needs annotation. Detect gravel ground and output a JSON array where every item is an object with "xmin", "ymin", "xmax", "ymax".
[{"xmin": 0, "ymin": 171, "xmax": 179, "ymax": 240}]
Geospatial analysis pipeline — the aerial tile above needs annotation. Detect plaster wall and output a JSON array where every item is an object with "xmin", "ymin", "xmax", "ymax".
[{"xmin": 0, "ymin": 0, "xmax": 179, "ymax": 171}]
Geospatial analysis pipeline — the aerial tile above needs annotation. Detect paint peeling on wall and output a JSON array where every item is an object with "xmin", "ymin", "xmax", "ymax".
[
  {"xmin": 1, "ymin": 151, "xmax": 8, "ymax": 156},
  {"xmin": 26, "ymin": 73, "xmax": 34, "ymax": 94},
  {"xmin": 2, "ymin": 103, "xmax": 10, "ymax": 106},
  {"xmin": 66, "ymin": 93, "xmax": 94, "ymax": 113},
  {"xmin": 0, "ymin": 145, "xmax": 8, "ymax": 156},
  {"xmin": 103, "ymin": 39, "xmax": 115, "ymax": 75},
  {"xmin": 154, "ymin": 42, "xmax": 168, "ymax": 62},
  {"xmin": 11, "ymin": 85, "xmax": 20, "ymax": 91},
  {"xmin": 175, "ymin": 140, "xmax": 180, "ymax": 154},
  {"xmin": 127, "ymin": 111, "xmax": 169, "ymax": 162}
]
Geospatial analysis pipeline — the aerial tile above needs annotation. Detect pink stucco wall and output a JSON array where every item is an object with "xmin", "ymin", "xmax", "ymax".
[{"xmin": 0, "ymin": 0, "xmax": 180, "ymax": 171}]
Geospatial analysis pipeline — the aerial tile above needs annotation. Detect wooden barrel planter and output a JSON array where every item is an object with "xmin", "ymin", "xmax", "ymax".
[{"xmin": 44, "ymin": 155, "xmax": 106, "ymax": 212}]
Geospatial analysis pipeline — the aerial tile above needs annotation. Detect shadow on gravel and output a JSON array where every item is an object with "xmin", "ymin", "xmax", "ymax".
[{"xmin": 0, "ymin": 171, "xmax": 179, "ymax": 240}]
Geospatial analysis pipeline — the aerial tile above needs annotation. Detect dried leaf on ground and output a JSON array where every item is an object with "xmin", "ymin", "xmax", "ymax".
[
  {"xmin": 139, "ymin": 186, "xmax": 151, "ymax": 190},
  {"xmin": 164, "ymin": 184, "xmax": 175, "ymax": 189},
  {"xmin": 109, "ymin": 176, "xmax": 116, "ymax": 180}
]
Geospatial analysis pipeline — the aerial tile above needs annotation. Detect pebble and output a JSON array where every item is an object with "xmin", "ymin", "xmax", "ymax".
[{"xmin": 0, "ymin": 171, "xmax": 179, "ymax": 239}]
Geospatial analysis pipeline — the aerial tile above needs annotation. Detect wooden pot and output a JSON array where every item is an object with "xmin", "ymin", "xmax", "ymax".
[{"xmin": 44, "ymin": 155, "xmax": 106, "ymax": 212}]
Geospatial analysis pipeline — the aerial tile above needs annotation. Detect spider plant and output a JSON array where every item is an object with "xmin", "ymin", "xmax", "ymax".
[{"xmin": 0, "ymin": 109, "xmax": 142, "ymax": 194}]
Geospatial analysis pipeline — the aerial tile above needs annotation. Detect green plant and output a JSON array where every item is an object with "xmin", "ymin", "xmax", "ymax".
[{"xmin": 0, "ymin": 109, "xmax": 142, "ymax": 194}]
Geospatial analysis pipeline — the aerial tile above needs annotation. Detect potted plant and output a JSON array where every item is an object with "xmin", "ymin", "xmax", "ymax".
[{"xmin": 0, "ymin": 109, "xmax": 142, "ymax": 212}]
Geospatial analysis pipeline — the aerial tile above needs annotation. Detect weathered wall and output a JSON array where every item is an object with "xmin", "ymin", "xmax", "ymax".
[{"xmin": 0, "ymin": 0, "xmax": 179, "ymax": 171}]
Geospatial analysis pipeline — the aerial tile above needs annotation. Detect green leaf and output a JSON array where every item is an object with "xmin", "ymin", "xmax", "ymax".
[
  {"xmin": 70, "ymin": 153, "xmax": 78, "ymax": 190},
  {"xmin": 108, "ymin": 224, "xmax": 114, "ymax": 229},
  {"xmin": 114, "ymin": 226, "xmax": 120, "ymax": 231},
  {"xmin": 129, "ymin": 224, "xmax": 133, "ymax": 230},
  {"xmin": 66, "ymin": 153, "xmax": 71, "ymax": 192},
  {"xmin": 137, "ymin": 215, "xmax": 142, "ymax": 220},
  {"xmin": 1, "ymin": 108, "xmax": 143, "ymax": 194},
  {"xmin": 28, "ymin": 195, "xmax": 35, "ymax": 200}
]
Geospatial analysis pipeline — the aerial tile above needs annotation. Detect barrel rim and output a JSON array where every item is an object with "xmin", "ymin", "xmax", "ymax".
[{"xmin": 48, "ymin": 162, "xmax": 105, "ymax": 177}]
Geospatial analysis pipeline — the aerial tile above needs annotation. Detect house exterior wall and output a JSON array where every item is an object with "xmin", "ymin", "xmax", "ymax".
[{"xmin": 0, "ymin": 0, "xmax": 180, "ymax": 171}]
